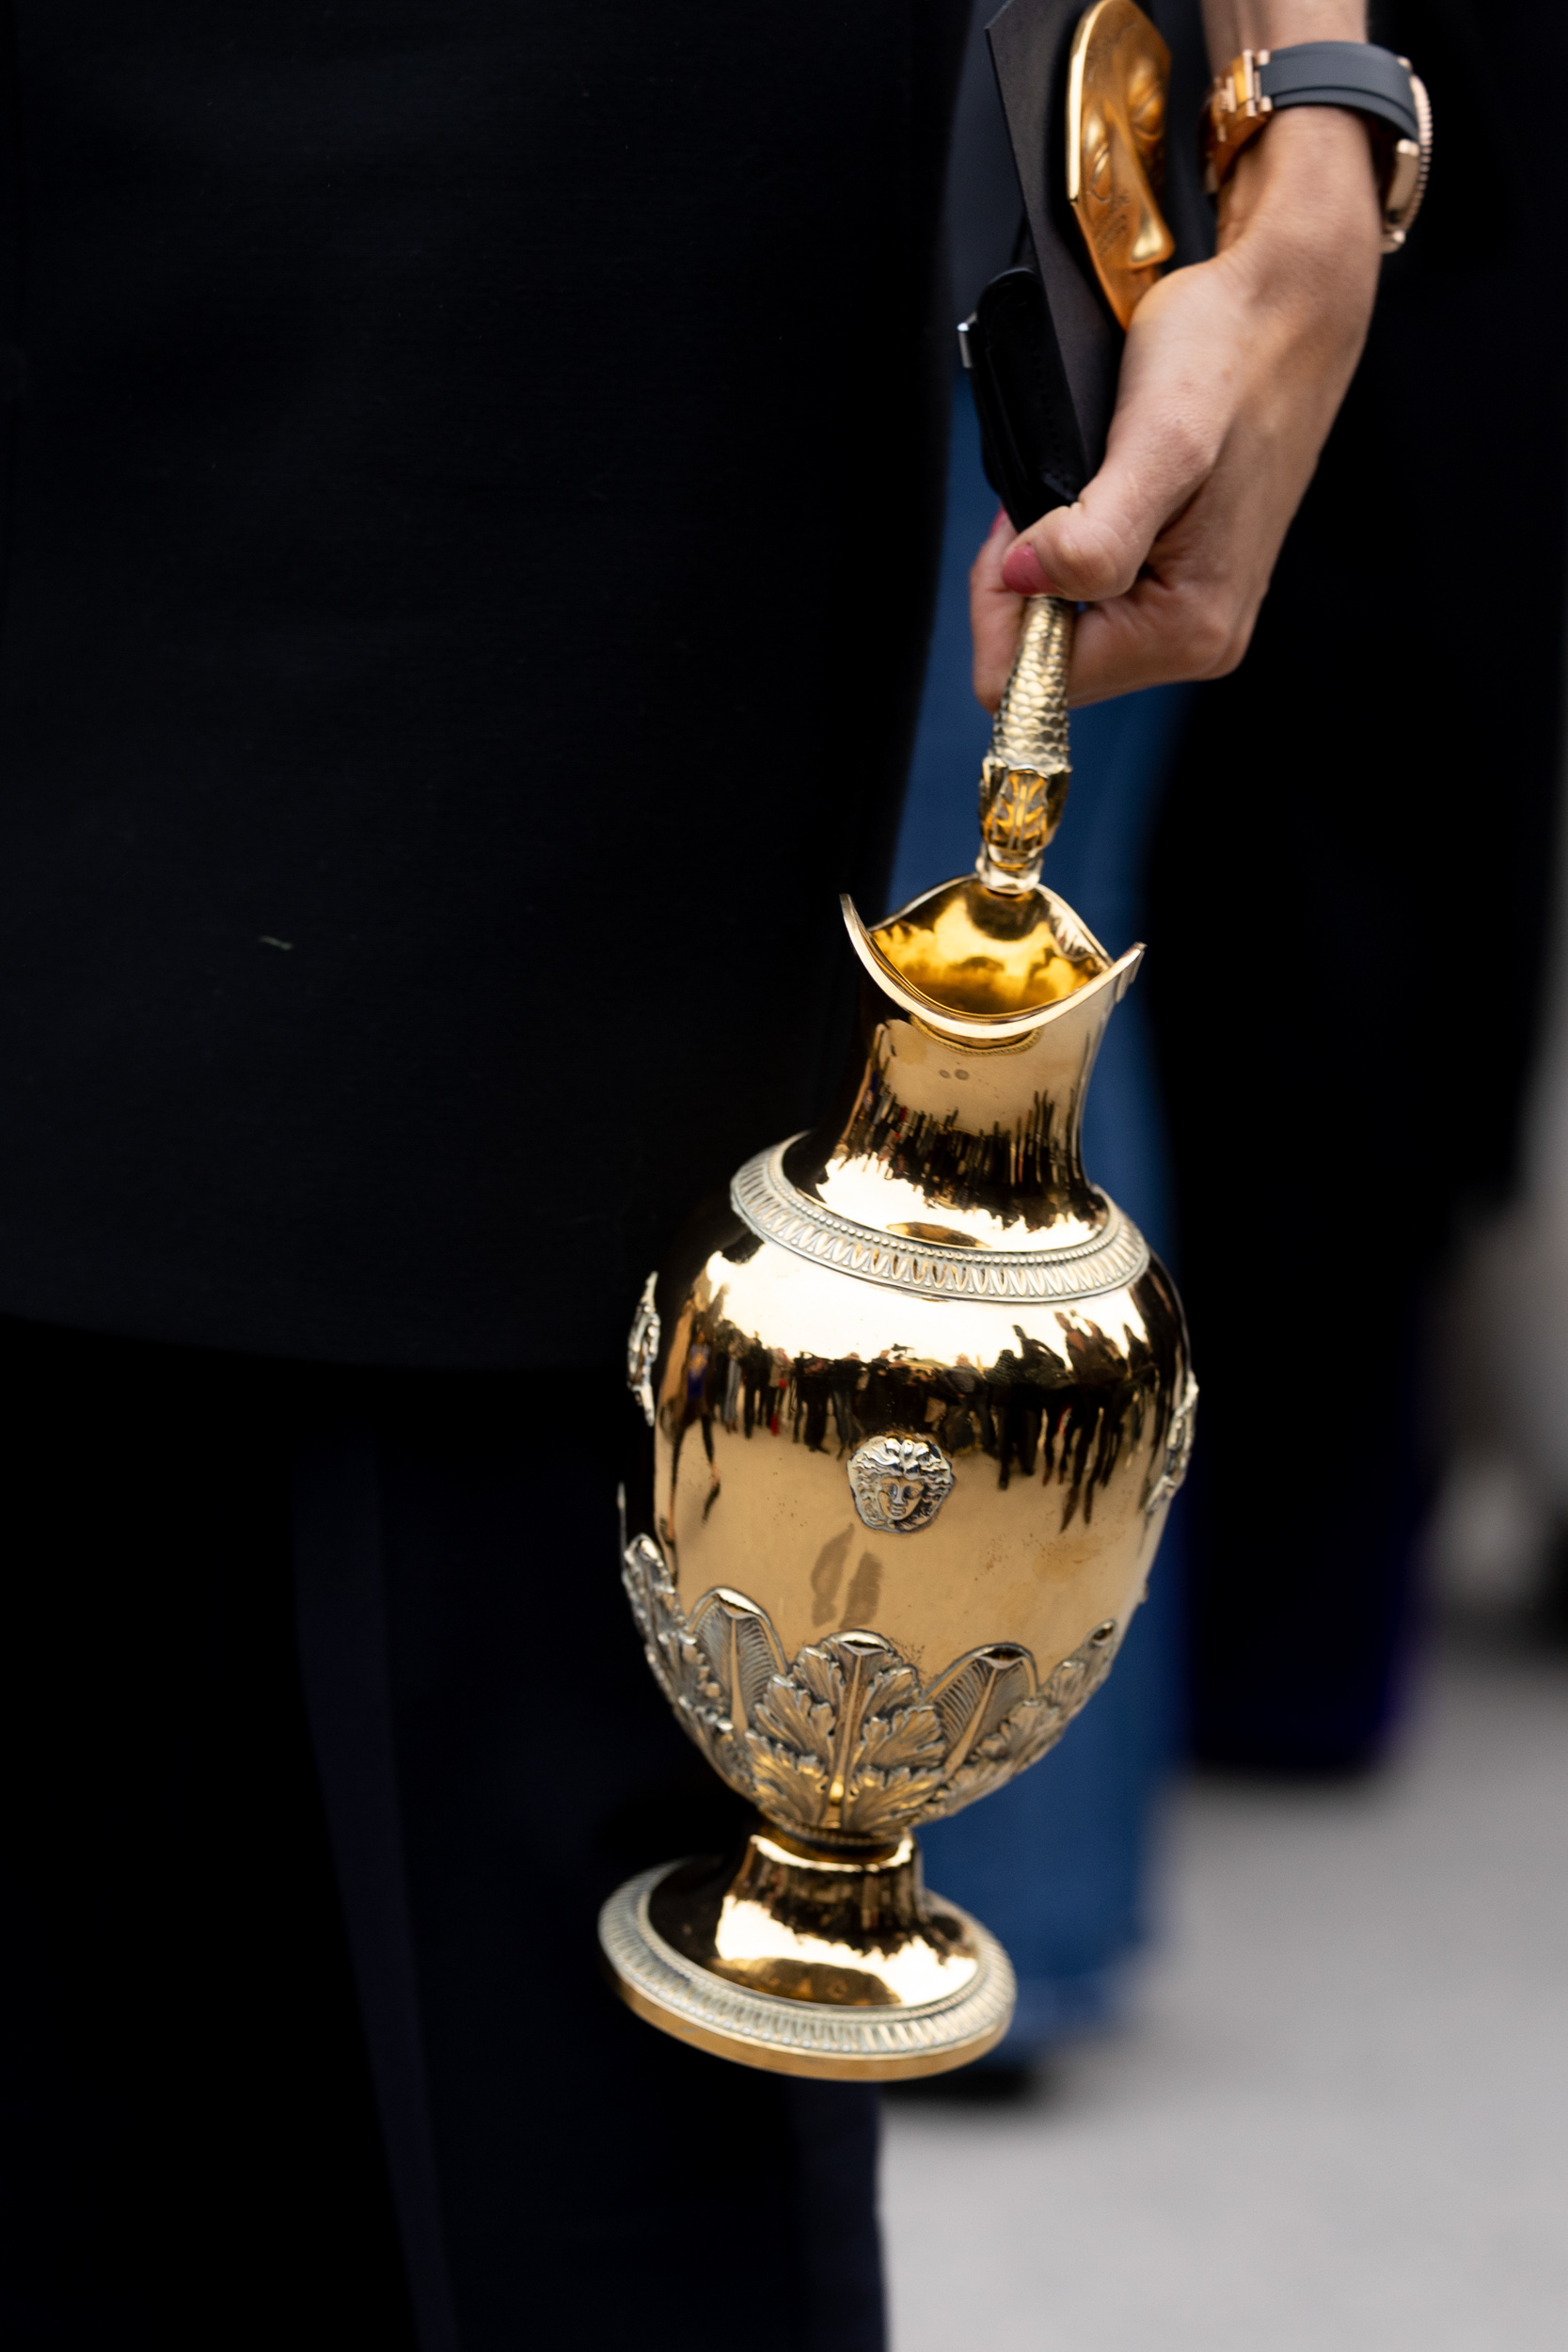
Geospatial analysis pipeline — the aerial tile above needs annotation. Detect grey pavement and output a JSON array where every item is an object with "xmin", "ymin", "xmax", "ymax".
[{"xmin": 881, "ymin": 1633, "xmax": 1568, "ymax": 2352}]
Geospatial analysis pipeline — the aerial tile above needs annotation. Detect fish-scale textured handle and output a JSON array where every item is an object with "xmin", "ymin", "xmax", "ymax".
[{"xmin": 977, "ymin": 595, "xmax": 1075, "ymax": 893}]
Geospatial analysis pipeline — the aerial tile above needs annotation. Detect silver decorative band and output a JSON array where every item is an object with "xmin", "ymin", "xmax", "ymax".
[
  {"xmin": 731, "ymin": 1142, "xmax": 1149, "ymax": 1302},
  {"xmin": 599, "ymin": 1865, "xmax": 1016, "ymax": 2078},
  {"xmin": 623, "ymin": 1534, "xmax": 1123, "ymax": 1841}
]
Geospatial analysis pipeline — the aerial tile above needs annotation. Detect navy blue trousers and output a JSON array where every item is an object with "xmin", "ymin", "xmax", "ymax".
[{"xmin": 0, "ymin": 1320, "xmax": 882, "ymax": 2350}]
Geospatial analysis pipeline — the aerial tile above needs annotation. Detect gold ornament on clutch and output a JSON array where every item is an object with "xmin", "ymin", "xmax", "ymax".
[
  {"xmin": 1067, "ymin": 0, "xmax": 1175, "ymax": 327},
  {"xmin": 598, "ymin": 586, "xmax": 1195, "ymax": 2078}
]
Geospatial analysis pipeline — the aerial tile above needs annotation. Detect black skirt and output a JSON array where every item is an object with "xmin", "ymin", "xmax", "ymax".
[{"xmin": 0, "ymin": 1316, "xmax": 885, "ymax": 2350}]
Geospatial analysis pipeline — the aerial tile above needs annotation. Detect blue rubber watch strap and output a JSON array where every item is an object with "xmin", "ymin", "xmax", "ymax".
[{"xmin": 1259, "ymin": 41, "xmax": 1419, "ymax": 144}]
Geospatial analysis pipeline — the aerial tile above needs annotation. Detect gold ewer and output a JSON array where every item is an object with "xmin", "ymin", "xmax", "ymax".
[{"xmin": 601, "ymin": 594, "xmax": 1196, "ymax": 2077}]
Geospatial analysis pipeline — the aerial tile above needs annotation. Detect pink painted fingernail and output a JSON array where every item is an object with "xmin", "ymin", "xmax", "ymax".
[{"xmin": 1001, "ymin": 540, "xmax": 1059, "ymax": 596}]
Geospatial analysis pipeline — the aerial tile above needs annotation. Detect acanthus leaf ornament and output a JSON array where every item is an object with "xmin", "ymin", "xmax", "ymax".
[
  {"xmin": 1145, "ymin": 1367, "xmax": 1198, "ymax": 1518},
  {"xmin": 749, "ymin": 1633, "xmax": 950, "ymax": 1842},
  {"xmin": 626, "ymin": 1270, "xmax": 660, "ymax": 1427},
  {"xmin": 621, "ymin": 1534, "xmax": 786, "ymax": 1795},
  {"xmin": 622, "ymin": 1532, "xmax": 1123, "ymax": 1842}
]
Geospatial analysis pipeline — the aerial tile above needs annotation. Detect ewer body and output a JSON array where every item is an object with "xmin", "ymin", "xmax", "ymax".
[{"xmin": 602, "ymin": 851, "xmax": 1196, "ymax": 2078}]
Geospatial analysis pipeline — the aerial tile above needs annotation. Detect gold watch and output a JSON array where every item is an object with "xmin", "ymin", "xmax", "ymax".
[{"xmin": 1204, "ymin": 39, "xmax": 1432, "ymax": 253}]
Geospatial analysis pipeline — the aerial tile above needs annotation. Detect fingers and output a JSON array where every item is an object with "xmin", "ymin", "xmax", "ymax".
[
  {"xmin": 970, "ymin": 521, "xmax": 1247, "ymax": 714},
  {"xmin": 969, "ymin": 492, "xmax": 1252, "ymax": 717},
  {"xmin": 1067, "ymin": 574, "xmax": 1254, "ymax": 705},
  {"xmin": 1065, "ymin": 395, "xmax": 1295, "ymax": 703},
  {"xmin": 969, "ymin": 505, "xmax": 1025, "ymax": 714}
]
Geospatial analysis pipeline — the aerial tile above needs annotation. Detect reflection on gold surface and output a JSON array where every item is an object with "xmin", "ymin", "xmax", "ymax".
[
  {"xmin": 648, "ymin": 1825, "xmax": 982, "ymax": 2013},
  {"xmin": 869, "ymin": 870, "xmax": 1104, "ymax": 1007},
  {"xmin": 869, "ymin": 875, "xmax": 1106, "ymax": 1017},
  {"xmin": 649, "ymin": 1232, "xmax": 1180, "ymax": 1675},
  {"xmin": 650, "ymin": 1832, "xmax": 983, "ymax": 2010},
  {"xmin": 1067, "ymin": 0, "xmax": 1175, "ymax": 327}
]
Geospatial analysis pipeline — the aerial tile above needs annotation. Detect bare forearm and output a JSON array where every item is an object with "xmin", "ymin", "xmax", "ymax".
[{"xmin": 1200, "ymin": 0, "xmax": 1366, "ymax": 68}]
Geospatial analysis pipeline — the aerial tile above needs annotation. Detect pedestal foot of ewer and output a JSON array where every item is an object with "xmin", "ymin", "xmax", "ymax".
[{"xmin": 597, "ymin": 1828, "xmax": 1016, "ymax": 2080}]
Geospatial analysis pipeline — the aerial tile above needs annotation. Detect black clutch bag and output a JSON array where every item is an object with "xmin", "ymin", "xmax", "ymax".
[{"xmin": 966, "ymin": 0, "xmax": 1210, "ymax": 529}]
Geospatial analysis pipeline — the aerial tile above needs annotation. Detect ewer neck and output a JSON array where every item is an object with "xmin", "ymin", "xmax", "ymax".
[{"xmin": 784, "ymin": 881, "xmax": 1138, "ymax": 1251}]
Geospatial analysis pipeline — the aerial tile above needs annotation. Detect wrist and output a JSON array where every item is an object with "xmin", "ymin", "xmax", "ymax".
[
  {"xmin": 1219, "ymin": 105, "xmax": 1382, "ymax": 313},
  {"xmin": 1205, "ymin": 34, "xmax": 1425, "ymax": 258}
]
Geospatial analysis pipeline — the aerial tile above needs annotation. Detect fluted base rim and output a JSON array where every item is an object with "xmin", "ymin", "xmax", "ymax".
[{"xmin": 598, "ymin": 1860, "xmax": 1016, "ymax": 2080}]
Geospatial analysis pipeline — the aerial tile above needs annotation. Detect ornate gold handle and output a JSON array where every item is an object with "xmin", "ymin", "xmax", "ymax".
[{"xmin": 977, "ymin": 593, "xmax": 1074, "ymax": 893}]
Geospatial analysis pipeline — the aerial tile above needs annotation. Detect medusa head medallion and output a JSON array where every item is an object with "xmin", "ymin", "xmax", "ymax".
[{"xmin": 847, "ymin": 1436, "xmax": 956, "ymax": 1535}]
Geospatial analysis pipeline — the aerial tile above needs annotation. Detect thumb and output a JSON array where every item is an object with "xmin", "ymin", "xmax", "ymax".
[
  {"xmin": 969, "ymin": 503, "xmax": 1024, "ymax": 714},
  {"xmin": 1000, "ymin": 492, "xmax": 1143, "ymax": 601}
]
